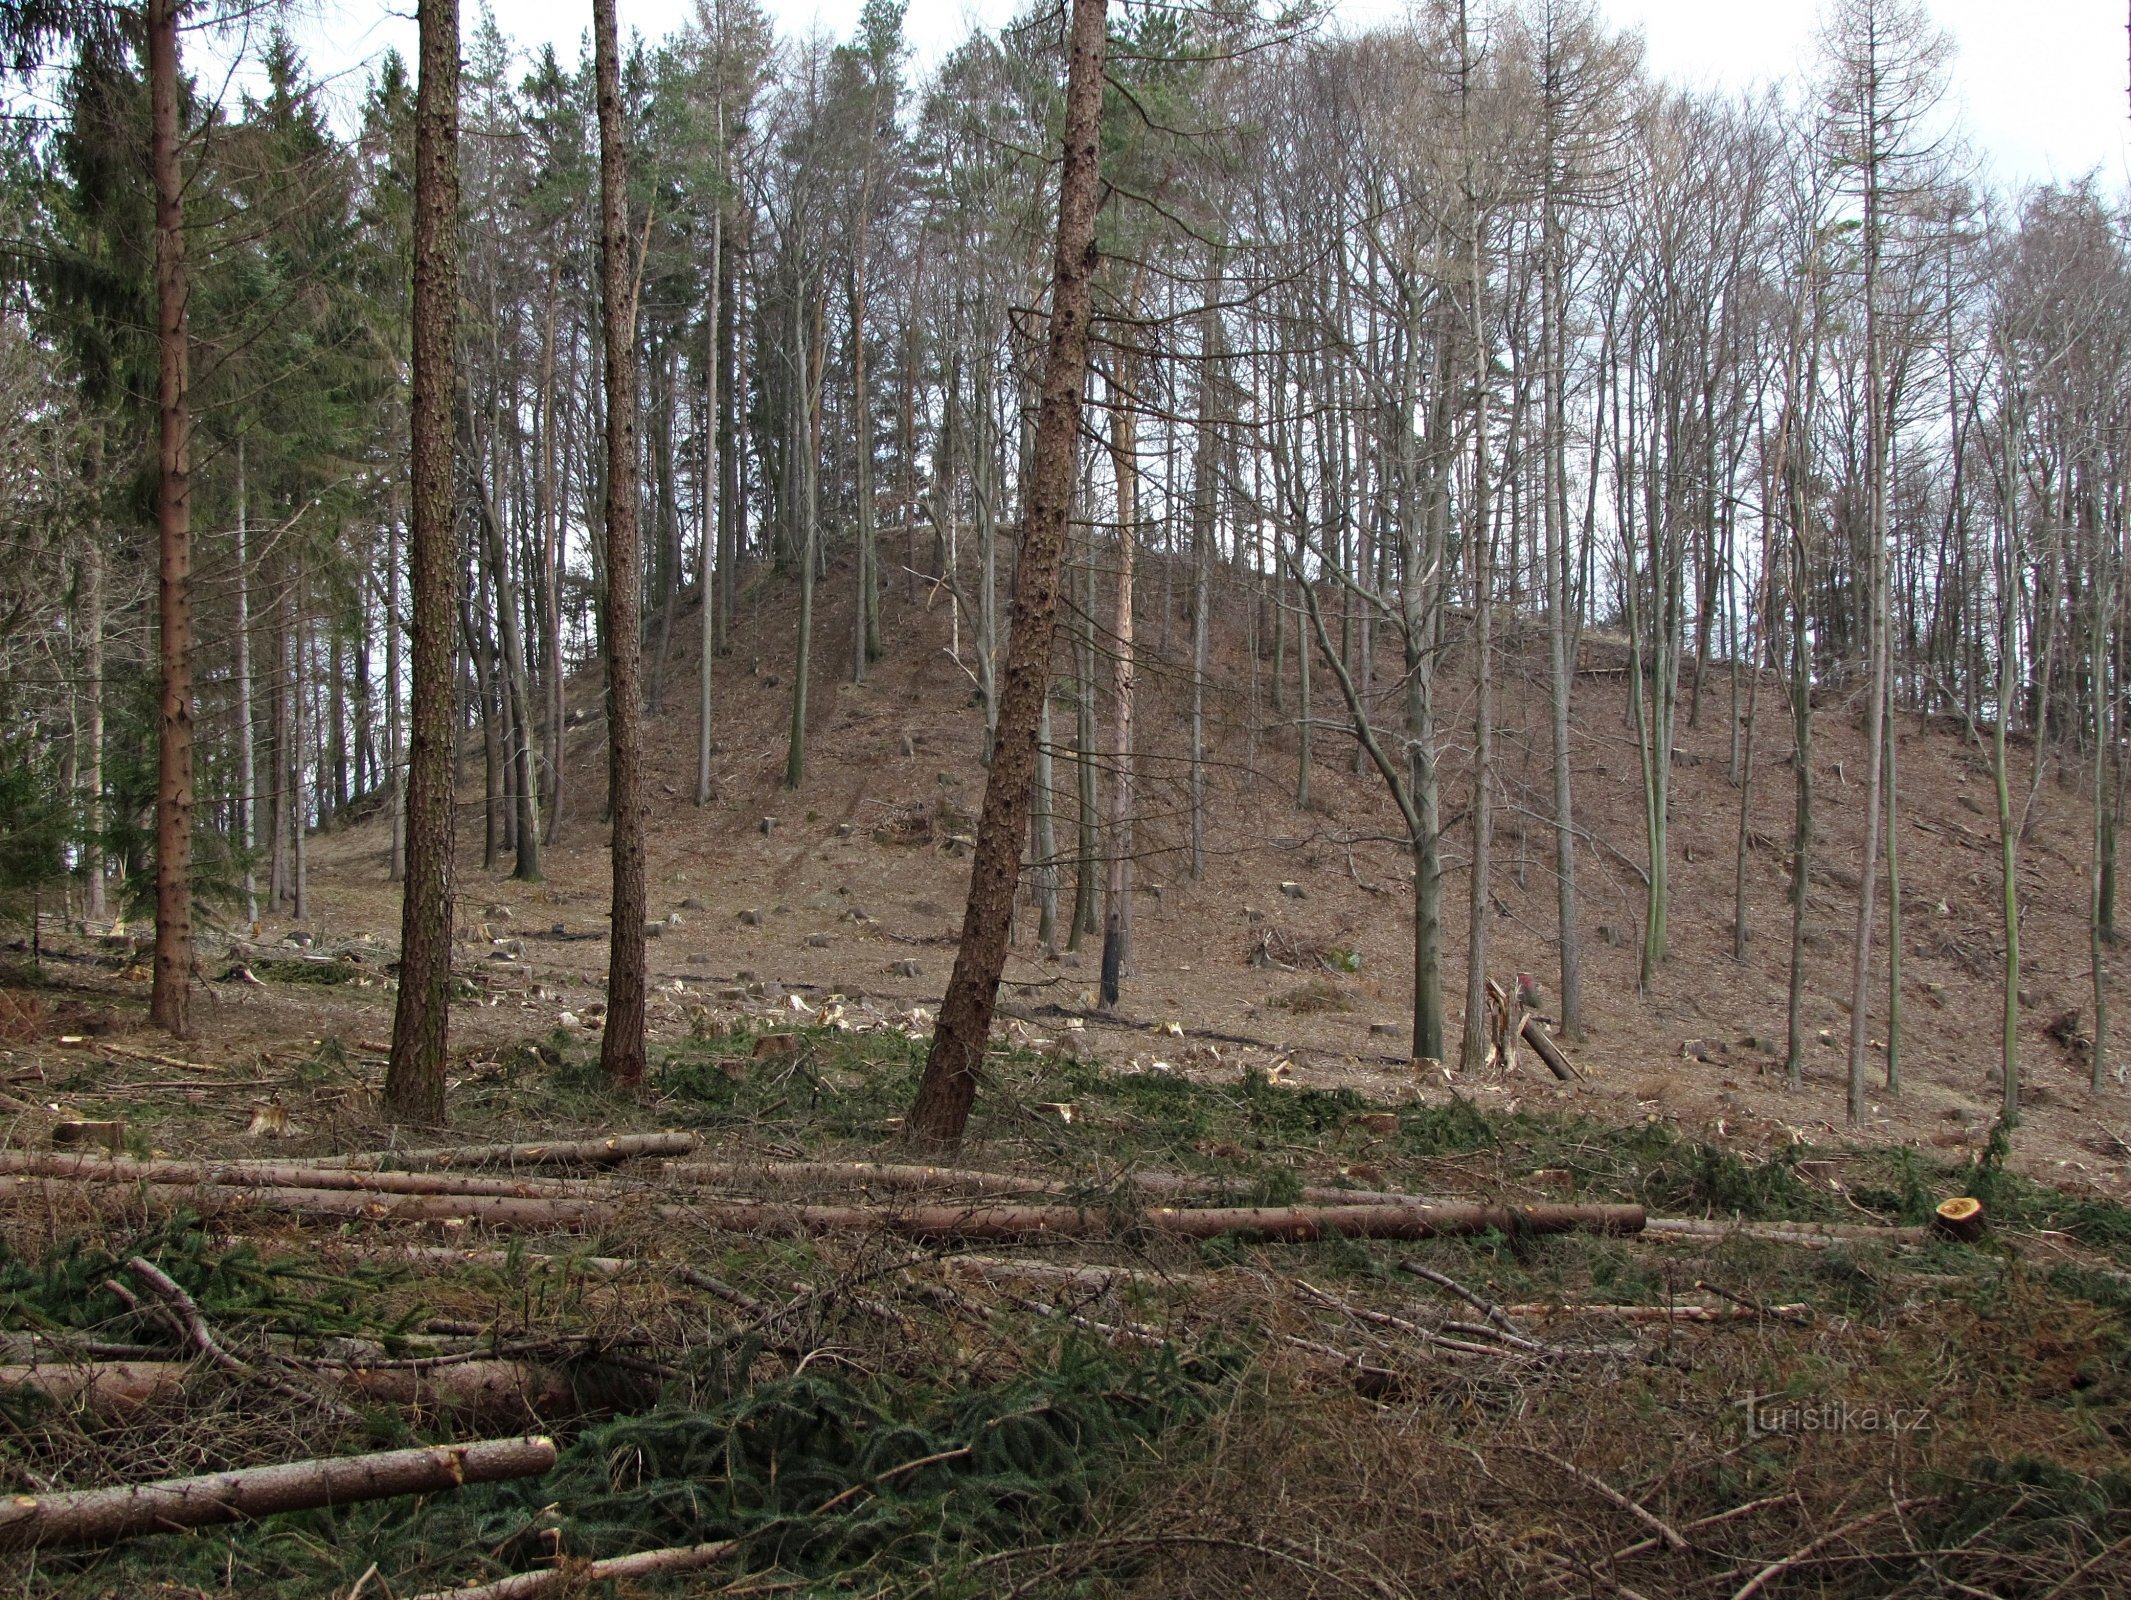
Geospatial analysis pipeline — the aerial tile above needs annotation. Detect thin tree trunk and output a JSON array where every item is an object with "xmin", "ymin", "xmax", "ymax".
[
  {"xmin": 903, "ymin": 0, "xmax": 1108, "ymax": 1152},
  {"xmin": 539, "ymin": 260, "xmax": 566, "ymax": 846},
  {"xmin": 594, "ymin": 0, "xmax": 647, "ymax": 1088},
  {"xmin": 1101, "ymin": 366, "xmax": 1138, "ymax": 1007},
  {"xmin": 785, "ymin": 276, "xmax": 818, "ymax": 790},
  {"xmin": 697, "ymin": 183, "xmax": 721, "ymax": 806},
  {"xmin": 146, "ymin": 0, "xmax": 193, "ymax": 1039},
  {"xmin": 1884, "ymin": 709, "xmax": 1901, "ymax": 1091},
  {"xmin": 1035, "ymin": 695, "xmax": 1059, "ymax": 950},
  {"xmin": 384, "ymin": 0, "xmax": 461, "ymax": 1124},
  {"xmin": 1070, "ymin": 545, "xmax": 1099, "ymax": 948},
  {"xmin": 291, "ymin": 576, "xmax": 308, "ymax": 924},
  {"xmin": 387, "ymin": 473, "xmax": 407, "ymax": 882},
  {"xmin": 1542, "ymin": 210, "xmax": 1580, "ymax": 1037},
  {"xmin": 82, "ymin": 429, "xmax": 107, "ymax": 926}
]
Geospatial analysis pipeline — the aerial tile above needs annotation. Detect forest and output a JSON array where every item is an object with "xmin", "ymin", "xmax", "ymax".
[{"xmin": 0, "ymin": 0, "xmax": 2128, "ymax": 1594}]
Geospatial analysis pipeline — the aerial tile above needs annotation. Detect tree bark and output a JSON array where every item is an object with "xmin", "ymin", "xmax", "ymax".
[
  {"xmin": 384, "ymin": 0, "xmax": 463, "ymax": 1124},
  {"xmin": 594, "ymin": 0, "xmax": 648, "ymax": 1088},
  {"xmin": 902, "ymin": 0, "xmax": 1109, "ymax": 1152},
  {"xmin": 0, "ymin": 1438, "xmax": 556, "ymax": 1553},
  {"xmin": 80, "ymin": 428, "xmax": 107, "ymax": 926},
  {"xmin": 146, "ymin": 0, "xmax": 193, "ymax": 1039},
  {"xmin": 697, "ymin": 170, "xmax": 722, "ymax": 806},
  {"xmin": 1101, "ymin": 362, "xmax": 1138, "ymax": 1006}
]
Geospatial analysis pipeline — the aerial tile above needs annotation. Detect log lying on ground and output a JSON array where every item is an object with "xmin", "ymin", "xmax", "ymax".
[
  {"xmin": 323, "ymin": 1244, "xmax": 636, "ymax": 1276},
  {"xmin": 0, "ymin": 1150, "xmax": 607, "ymax": 1200},
  {"xmin": 0, "ymin": 1360, "xmax": 573, "ymax": 1418},
  {"xmin": 405, "ymin": 1538, "xmax": 739, "ymax": 1600},
  {"xmin": 665, "ymin": 1157, "xmax": 1448, "ymax": 1210},
  {"xmin": 0, "ymin": 1435, "xmax": 556, "ymax": 1552},
  {"xmin": 1520, "ymin": 1017, "xmax": 1581, "ymax": 1081},
  {"xmin": 300, "ymin": 1132, "xmax": 699, "ymax": 1171},
  {"xmin": 0, "ymin": 1177, "xmax": 1643, "ymax": 1243},
  {"xmin": 1642, "ymin": 1217, "xmax": 1932, "ymax": 1247},
  {"xmin": 1500, "ymin": 1302, "xmax": 1810, "ymax": 1322}
]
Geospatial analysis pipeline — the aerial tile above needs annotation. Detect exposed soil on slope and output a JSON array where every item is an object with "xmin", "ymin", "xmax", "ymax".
[{"xmin": 9, "ymin": 550, "xmax": 2127, "ymax": 1194}]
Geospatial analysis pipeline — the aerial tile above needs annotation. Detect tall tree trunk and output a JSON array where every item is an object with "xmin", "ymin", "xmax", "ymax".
[
  {"xmin": 386, "ymin": 474, "xmax": 406, "ymax": 883},
  {"xmin": 785, "ymin": 276, "xmax": 818, "ymax": 790},
  {"xmin": 1846, "ymin": 169, "xmax": 1892, "ymax": 1127},
  {"xmin": 697, "ymin": 185, "xmax": 722, "ymax": 806},
  {"xmin": 1541, "ymin": 206, "xmax": 1581, "ymax": 1036},
  {"xmin": 539, "ymin": 259, "xmax": 567, "ymax": 845},
  {"xmin": 1102, "ymin": 368, "xmax": 1138, "ymax": 1008},
  {"xmin": 472, "ymin": 468, "xmax": 541, "ymax": 880},
  {"xmin": 1884, "ymin": 709, "xmax": 1902, "ymax": 1091},
  {"xmin": 594, "ymin": 0, "xmax": 647, "ymax": 1089},
  {"xmin": 1070, "ymin": 546, "xmax": 1099, "ymax": 949},
  {"xmin": 290, "ymin": 575, "xmax": 309, "ymax": 924},
  {"xmin": 903, "ymin": 0, "xmax": 1107, "ymax": 1152},
  {"xmin": 146, "ymin": 0, "xmax": 193, "ymax": 1038},
  {"xmin": 1457, "ymin": 49, "xmax": 1495, "ymax": 1073},
  {"xmin": 384, "ymin": 0, "xmax": 462, "ymax": 1124},
  {"xmin": 81, "ymin": 427, "xmax": 107, "ymax": 926},
  {"xmin": 1035, "ymin": 695, "xmax": 1059, "ymax": 951}
]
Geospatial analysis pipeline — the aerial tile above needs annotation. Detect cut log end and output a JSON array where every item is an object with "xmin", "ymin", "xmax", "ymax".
[{"xmin": 1933, "ymin": 1195, "xmax": 1986, "ymax": 1242}]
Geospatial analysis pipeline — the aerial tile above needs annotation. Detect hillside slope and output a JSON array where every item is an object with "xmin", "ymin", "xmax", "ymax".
[{"xmin": 302, "ymin": 551, "xmax": 2127, "ymax": 1186}]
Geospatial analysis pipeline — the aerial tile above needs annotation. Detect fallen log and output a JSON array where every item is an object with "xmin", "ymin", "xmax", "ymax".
[
  {"xmin": 323, "ymin": 1245, "xmax": 636, "ymax": 1277},
  {"xmin": 665, "ymin": 1157, "xmax": 1448, "ymax": 1211},
  {"xmin": 1642, "ymin": 1218, "xmax": 1931, "ymax": 1247},
  {"xmin": 1500, "ymin": 1302, "xmax": 1810, "ymax": 1322},
  {"xmin": 1520, "ymin": 1017, "xmax": 1581, "ymax": 1081},
  {"xmin": 664, "ymin": 1158, "xmax": 1055, "ymax": 1197},
  {"xmin": 0, "ymin": 1435, "xmax": 556, "ymax": 1552},
  {"xmin": 0, "ymin": 1359, "xmax": 573, "ymax": 1418},
  {"xmin": 0, "ymin": 1177, "xmax": 1643, "ymax": 1243},
  {"xmin": 405, "ymin": 1539, "xmax": 739, "ymax": 1600},
  {"xmin": 0, "ymin": 1150, "xmax": 607, "ymax": 1200},
  {"xmin": 300, "ymin": 1132, "xmax": 699, "ymax": 1171}
]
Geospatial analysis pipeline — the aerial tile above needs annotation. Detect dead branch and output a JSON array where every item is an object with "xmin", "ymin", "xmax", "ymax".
[
  {"xmin": 1729, "ymin": 1498, "xmax": 1937, "ymax": 1600},
  {"xmin": 1503, "ymin": 1444, "xmax": 1689, "ymax": 1552},
  {"xmin": 0, "ymin": 1436, "xmax": 558, "ymax": 1552},
  {"xmin": 123, "ymin": 1256, "xmax": 359, "ymax": 1422}
]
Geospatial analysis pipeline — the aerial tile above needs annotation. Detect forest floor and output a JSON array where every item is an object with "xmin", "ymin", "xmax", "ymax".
[{"xmin": 0, "ymin": 556, "xmax": 2128, "ymax": 1595}]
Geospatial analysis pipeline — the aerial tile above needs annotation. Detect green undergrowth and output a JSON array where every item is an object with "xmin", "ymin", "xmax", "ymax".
[
  {"xmin": 637, "ymin": 1023, "xmax": 2131, "ymax": 1263},
  {"xmin": 34, "ymin": 1333, "xmax": 1233, "ymax": 1597}
]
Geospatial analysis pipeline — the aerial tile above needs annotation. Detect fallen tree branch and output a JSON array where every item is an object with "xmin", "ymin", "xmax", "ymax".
[
  {"xmin": 124, "ymin": 1257, "xmax": 359, "ymax": 1423},
  {"xmin": 1729, "ymin": 1498, "xmax": 1937, "ymax": 1600},
  {"xmin": 0, "ymin": 1436, "xmax": 557, "ymax": 1552},
  {"xmin": 1504, "ymin": 1444, "xmax": 1688, "ymax": 1552},
  {"xmin": 406, "ymin": 1538, "xmax": 742, "ymax": 1600}
]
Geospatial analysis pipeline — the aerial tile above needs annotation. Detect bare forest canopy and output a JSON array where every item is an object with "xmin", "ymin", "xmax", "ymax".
[{"xmin": 1, "ymin": 0, "xmax": 2128, "ymax": 1137}]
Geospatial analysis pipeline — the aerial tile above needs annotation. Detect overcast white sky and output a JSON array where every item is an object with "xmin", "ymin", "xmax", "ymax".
[{"xmin": 259, "ymin": 0, "xmax": 2129, "ymax": 193}]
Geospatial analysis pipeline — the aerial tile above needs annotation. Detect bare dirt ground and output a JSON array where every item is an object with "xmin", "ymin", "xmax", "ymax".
[{"xmin": 13, "ymin": 550, "xmax": 2115, "ymax": 1197}]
